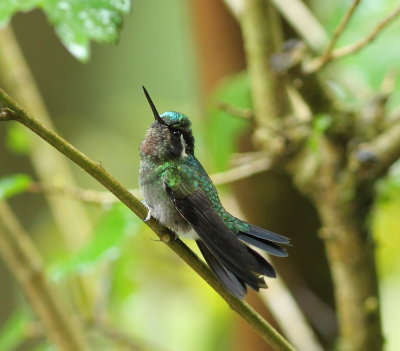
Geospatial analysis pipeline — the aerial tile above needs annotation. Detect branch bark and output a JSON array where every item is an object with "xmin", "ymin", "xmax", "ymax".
[
  {"xmin": 302, "ymin": 138, "xmax": 383, "ymax": 351},
  {"xmin": 240, "ymin": 0, "xmax": 282, "ymax": 150},
  {"xmin": 0, "ymin": 89, "xmax": 295, "ymax": 351},
  {"xmin": 0, "ymin": 202, "xmax": 89, "ymax": 351}
]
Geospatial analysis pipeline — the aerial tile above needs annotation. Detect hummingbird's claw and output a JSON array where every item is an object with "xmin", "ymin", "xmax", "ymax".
[{"xmin": 141, "ymin": 200, "xmax": 153, "ymax": 222}]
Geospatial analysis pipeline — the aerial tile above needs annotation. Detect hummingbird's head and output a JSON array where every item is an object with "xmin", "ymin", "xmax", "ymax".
[{"xmin": 140, "ymin": 87, "xmax": 195, "ymax": 161}]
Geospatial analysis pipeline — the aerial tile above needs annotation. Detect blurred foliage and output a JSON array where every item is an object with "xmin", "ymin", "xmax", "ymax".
[
  {"xmin": 312, "ymin": 0, "xmax": 400, "ymax": 109},
  {"xmin": 207, "ymin": 72, "xmax": 251, "ymax": 172},
  {"xmin": 374, "ymin": 162, "xmax": 400, "ymax": 277},
  {"xmin": 50, "ymin": 203, "xmax": 140, "ymax": 280},
  {"xmin": 0, "ymin": 0, "xmax": 130, "ymax": 61},
  {"xmin": 5, "ymin": 122, "xmax": 30, "ymax": 155},
  {"xmin": 0, "ymin": 309, "xmax": 28, "ymax": 351},
  {"xmin": 0, "ymin": 173, "xmax": 32, "ymax": 200}
]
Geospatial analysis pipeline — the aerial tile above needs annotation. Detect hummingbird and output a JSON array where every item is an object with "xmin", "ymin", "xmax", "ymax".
[{"xmin": 139, "ymin": 87, "xmax": 290, "ymax": 299}]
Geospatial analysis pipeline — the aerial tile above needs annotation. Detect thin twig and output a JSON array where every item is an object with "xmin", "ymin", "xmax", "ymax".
[
  {"xmin": 217, "ymin": 101, "xmax": 254, "ymax": 120},
  {"xmin": 307, "ymin": 4, "xmax": 400, "ymax": 72},
  {"xmin": 0, "ymin": 202, "xmax": 90, "ymax": 351},
  {"xmin": 217, "ymin": 102, "xmax": 284, "ymax": 133},
  {"xmin": 27, "ymin": 157, "xmax": 271, "ymax": 205},
  {"xmin": 28, "ymin": 182, "xmax": 132, "ymax": 206},
  {"xmin": 212, "ymin": 157, "xmax": 271, "ymax": 184},
  {"xmin": 319, "ymin": 0, "xmax": 362, "ymax": 65},
  {"xmin": 0, "ymin": 89, "xmax": 295, "ymax": 351}
]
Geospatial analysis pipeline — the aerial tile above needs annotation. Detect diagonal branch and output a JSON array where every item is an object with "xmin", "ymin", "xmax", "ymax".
[
  {"xmin": 28, "ymin": 157, "xmax": 271, "ymax": 205},
  {"xmin": 0, "ymin": 90, "xmax": 295, "ymax": 351}
]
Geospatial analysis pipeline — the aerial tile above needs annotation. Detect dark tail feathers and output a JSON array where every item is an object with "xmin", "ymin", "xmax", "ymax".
[
  {"xmin": 196, "ymin": 223, "xmax": 289, "ymax": 299},
  {"xmin": 197, "ymin": 241, "xmax": 276, "ymax": 299},
  {"xmin": 239, "ymin": 223, "xmax": 290, "ymax": 257}
]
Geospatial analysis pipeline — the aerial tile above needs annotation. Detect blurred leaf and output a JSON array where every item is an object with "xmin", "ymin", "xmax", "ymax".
[
  {"xmin": 30, "ymin": 345, "xmax": 54, "ymax": 351},
  {"xmin": 6, "ymin": 123, "xmax": 30, "ymax": 155},
  {"xmin": 381, "ymin": 278, "xmax": 400, "ymax": 351},
  {"xmin": 0, "ymin": 174, "xmax": 32, "ymax": 200},
  {"xmin": 0, "ymin": 0, "xmax": 130, "ymax": 61},
  {"xmin": 207, "ymin": 72, "xmax": 251, "ymax": 171},
  {"xmin": 0, "ymin": 309, "xmax": 29, "ymax": 351},
  {"xmin": 51, "ymin": 203, "xmax": 140, "ymax": 279},
  {"xmin": 376, "ymin": 161, "xmax": 400, "ymax": 202},
  {"xmin": 0, "ymin": 0, "xmax": 37, "ymax": 24},
  {"xmin": 373, "ymin": 161, "xmax": 400, "ymax": 277}
]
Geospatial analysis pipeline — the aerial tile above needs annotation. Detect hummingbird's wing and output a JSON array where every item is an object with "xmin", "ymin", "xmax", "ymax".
[{"xmin": 163, "ymin": 167, "xmax": 275, "ymax": 296}]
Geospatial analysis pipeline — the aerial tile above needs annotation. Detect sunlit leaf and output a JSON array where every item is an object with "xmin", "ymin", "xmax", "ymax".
[
  {"xmin": 0, "ymin": 174, "xmax": 32, "ymax": 200},
  {"xmin": 51, "ymin": 203, "xmax": 140, "ymax": 279},
  {"xmin": 0, "ymin": 0, "xmax": 130, "ymax": 61},
  {"xmin": 0, "ymin": 309, "xmax": 29, "ymax": 351}
]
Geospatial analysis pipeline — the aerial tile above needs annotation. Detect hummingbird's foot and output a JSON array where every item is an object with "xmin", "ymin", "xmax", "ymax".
[{"xmin": 141, "ymin": 200, "xmax": 153, "ymax": 222}]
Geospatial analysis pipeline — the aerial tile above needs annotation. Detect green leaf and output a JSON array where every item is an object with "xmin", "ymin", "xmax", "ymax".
[
  {"xmin": 0, "ymin": 174, "xmax": 32, "ymax": 200},
  {"xmin": 0, "ymin": 0, "xmax": 130, "ymax": 61},
  {"xmin": 207, "ymin": 72, "xmax": 251, "ymax": 171},
  {"xmin": 51, "ymin": 203, "xmax": 140, "ymax": 279},
  {"xmin": 0, "ymin": 309, "xmax": 29, "ymax": 351}
]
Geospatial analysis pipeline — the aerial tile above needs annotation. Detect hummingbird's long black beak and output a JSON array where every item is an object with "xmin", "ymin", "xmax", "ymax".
[{"xmin": 142, "ymin": 86, "xmax": 167, "ymax": 126}]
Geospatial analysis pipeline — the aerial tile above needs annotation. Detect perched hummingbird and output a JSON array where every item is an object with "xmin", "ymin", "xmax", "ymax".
[{"xmin": 139, "ymin": 87, "xmax": 289, "ymax": 299}]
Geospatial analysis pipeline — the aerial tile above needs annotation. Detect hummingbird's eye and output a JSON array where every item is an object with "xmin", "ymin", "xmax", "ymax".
[{"xmin": 171, "ymin": 129, "xmax": 181, "ymax": 140}]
